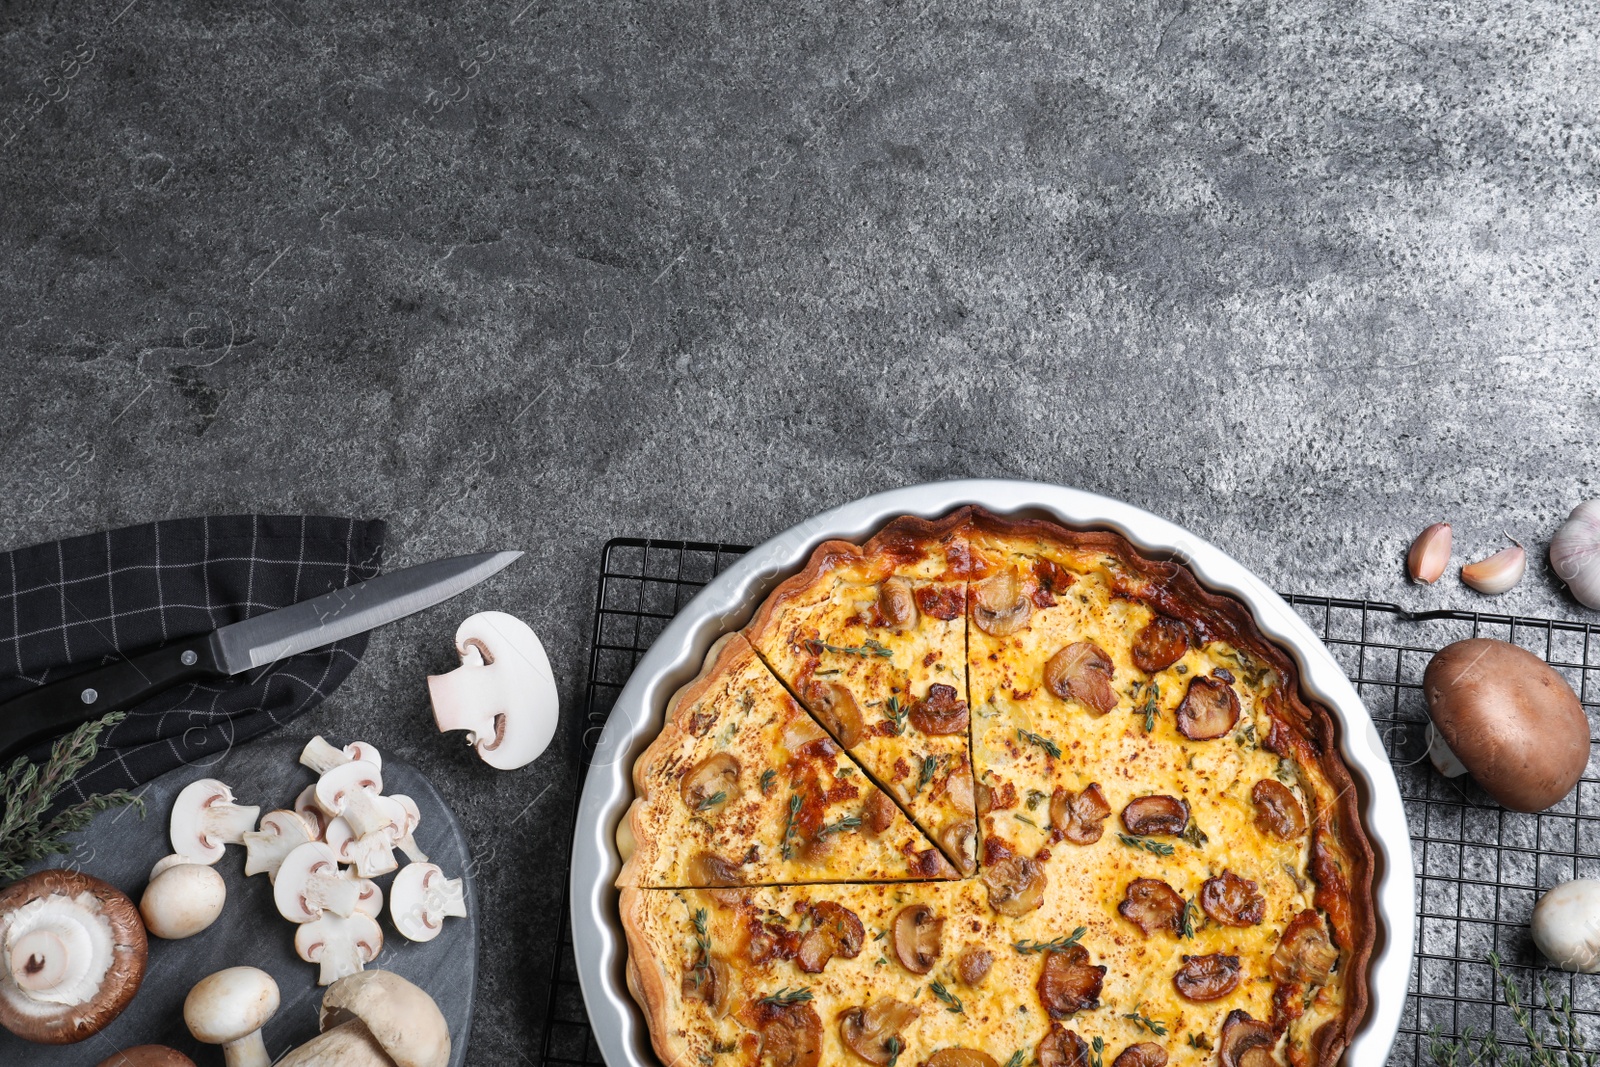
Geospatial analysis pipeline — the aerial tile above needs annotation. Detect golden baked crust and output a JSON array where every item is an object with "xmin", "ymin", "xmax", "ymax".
[
  {"xmin": 617, "ymin": 633, "xmax": 957, "ymax": 888},
  {"xmin": 620, "ymin": 507, "xmax": 1375, "ymax": 1067}
]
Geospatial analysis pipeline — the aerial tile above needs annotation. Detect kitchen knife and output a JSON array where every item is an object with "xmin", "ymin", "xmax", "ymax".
[{"xmin": 0, "ymin": 550, "xmax": 522, "ymax": 765}]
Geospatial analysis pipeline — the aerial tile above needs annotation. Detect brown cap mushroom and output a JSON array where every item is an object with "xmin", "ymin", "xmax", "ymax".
[
  {"xmin": 96, "ymin": 1046, "xmax": 197, "ymax": 1067},
  {"xmin": 277, "ymin": 969, "xmax": 451, "ymax": 1067},
  {"xmin": 0, "ymin": 868, "xmax": 147, "ymax": 1044},
  {"xmin": 184, "ymin": 966, "xmax": 280, "ymax": 1067},
  {"xmin": 1424, "ymin": 638, "xmax": 1590, "ymax": 812}
]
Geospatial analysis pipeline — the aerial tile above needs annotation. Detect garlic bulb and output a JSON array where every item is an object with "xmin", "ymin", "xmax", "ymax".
[
  {"xmin": 1408, "ymin": 523, "xmax": 1452, "ymax": 584},
  {"xmin": 1551, "ymin": 500, "xmax": 1600, "ymax": 609},
  {"xmin": 1462, "ymin": 543, "xmax": 1526, "ymax": 595}
]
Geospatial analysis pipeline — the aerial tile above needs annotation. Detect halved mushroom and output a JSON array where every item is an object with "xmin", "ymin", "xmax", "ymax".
[
  {"xmin": 1120, "ymin": 795, "xmax": 1189, "ymax": 837},
  {"xmin": 389, "ymin": 863, "xmax": 467, "ymax": 944},
  {"xmin": 892, "ymin": 904, "xmax": 943, "ymax": 974},
  {"xmin": 688, "ymin": 851, "xmax": 743, "ymax": 887},
  {"xmin": 1118, "ymin": 878, "xmax": 1186, "ymax": 937},
  {"xmin": 1176, "ymin": 677, "xmax": 1240, "ymax": 741},
  {"xmin": 1218, "ymin": 1010, "xmax": 1276, "ymax": 1067},
  {"xmin": 294, "ymin": 912, "xmax": 383, "ymax": 986},
  {"xmin": 387, "ymin": 794, "xmax": 428, "ymax": 863},
  {"xmin": 878, "ymin": 578, "xmax": 919, "ymax": 632},
  {"xmin": 1051, "ymin": 783, "xmax": 1110, "ymax": 845},
  {"xmin": 299, "ymin": 735, "xmax": 382, "ymax": 776},
  {"xmin": 1112, "ymin": 1044, "xmax": 1167, "ymax": 1067},
  {"xmin": 956, "ymin": 946, "xmax": 993, "ymax": 986},
  {"xmin": 170, "ymin": 779, "xmax": 261, "ymax": 865},
  {"xmin": 1131, "ymin": 617, "xmax": 1189, "ymax": 673},
  {"xmin": 1037, "ymin": 944, "xmax": 1105, "ymax": 1017},
  {"xmin": 743, "ymin": 999, "xmax": 823, "ymax": 1067},
  {"xmin": 971, "ymin": 569, "xmax": 1031, "ymax": 636},
  {"xmin": 275, "ymin": 842, "xmax": 362, "ymax": 922},
  {"xmin": 796, "ymin": 901, "xmax": 864, "ymax": 973},
  {"xmin": 428, "ymin": 611, "xmax": 559, "ymax": 770},
  {"xmin": 1250, "ymin": 780, "xmax": 1306, "ymax": 840},
  {"xmin": 243, "ymin": 810, "xmax": 318, "ymax": 882},
  {"xmin": 1200, "ymin": 871, "xmax": 1265, "ymax": 927},
  {"xmin": 0, "ymin": 869, "xmax": 146, "ymax": 1044},
  {"xmin": 1271, "ymin": 909, "xmax": 1339, "ymax": 985},
  {"xmin": 923, "ymin": 1050, "xmax": 1000, "ymax": 1067},
  {"xmin": 1044, "ymin": 641, "xmax": 1117, "ymax": 713},
  {"xmin": 838, "ymin": 997, "xmax": 919, "ymax": 1065},
  {"xmin": 1037, "ymin": 1025, "xmax": 1089, "ymax": 1067},
  {"xmin": 141, "ymin": 856, "xmax": 226, "ymax": 940},
  {"xmin": 801, "ymin": 679, "xmax": 864, "ymax": 748},
  {"xmin": 295, "ymin": 785, "xmax": 331, "ymax": 841},
  {"xmin": 1172, "ymin": 953, "xmax": 1242, "ymax": 1001},
  {"xmin": 937, "ymin": 820, "xmax": 977, "ymax": 875},
  {"xmin": 863, "ymin": 790, "xmax": 897, "ymax": 835},
  {"xmin": 908, "ymin": 684, "xmax": 968, "ymax": 735},
  {"xmin": 314, "ymin": 761, "xmax": 388, "ymax": 839},
  {"xmin": 981, "ymin": 851, "xmax": 1047, "ymax": 916},
  {"xmin": 324, "ymin": 811, "xmax": 400, "ymax": 881},
  {"xmin": 681, "ymin": 753, "xmax": 742, "ymax": 814}
]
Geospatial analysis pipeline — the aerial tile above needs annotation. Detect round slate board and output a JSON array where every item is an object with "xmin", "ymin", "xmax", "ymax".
[{"xmin": 0, "ymin": 736, "xmax": 477, "ymax": 1066}]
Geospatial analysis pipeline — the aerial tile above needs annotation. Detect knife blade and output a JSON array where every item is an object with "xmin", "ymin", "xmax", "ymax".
[{"xmin": 0, "ymin": 550, "xmax": 522, "ymax": 766}]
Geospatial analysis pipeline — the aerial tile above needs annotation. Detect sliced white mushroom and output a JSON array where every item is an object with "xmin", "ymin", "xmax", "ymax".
[
  {"xmin": 389, "ymin": 863, "xmax": 467, "ymax": 943},
  {"xmin": 427, "ymin": 611, "xmax": 558, "ymax": 770},
  {"xmin": 275, "ymin": 842, "xmax": 362, "ymax": 922},
  {"xmin": 388, "ymin": 795, "xmax": 428, "ymax": 864},
  {"xmin": 314, "ymin": 760, "xmax": 388, "ymax": 839},
  {"xmin": 293, "ymin": 912, "xmax": 383, "ymax": 987},
  {"xmin": 299, "ymin": 736, "xmax": 383, "ymax": 775},
  {"xmin": 242, "ymin": 810, "xmax": 318, "ymax": 882},
  {"xmin": 325, "ymin": 816, "xmax": 399, "ymax": 880},
  {"xmin": 294, "ymin": 785, "xmax": 331, "ymax": 842},
  {"xmin": 140, "ymin": 856, "xmax": 226, "ymax": 940},
  {"xmin": 170, "ymin": 780, "xmax": 261, "ymax": 865}
]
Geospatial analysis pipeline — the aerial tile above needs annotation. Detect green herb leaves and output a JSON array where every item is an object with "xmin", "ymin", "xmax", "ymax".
[
  {"xmin": 1016, "ymin": 728, "xmax": 1061, "ymax": 759},
  {"xmin": 779, "ymin": 792, "xmax": 802, "ymax": 860},
  {"xmin": 0, "ymin": 712, "xmax": 142, "ymax": 885},
  {"xmin": 805, "ymin": 638, "xmax": 893, "ymax": 659},
  {"xmin": 759, "ymin": 987, "xmax": 813, "ymax": 1007},
  {"xmin": 1013, "ymin": 927, "xmax": 1087, "ymax": 954},
  {"xmin": 1118, "ymin": 833, "xmax": 1176, "ymax": 857},
  {"xmin": 885, "ymin": 696, "xmax": 908, "ymax": 736},
  {"xmin": 929, "ymin": 980, "xmax": 964, "ymax": 1014},
  {"xmin": 1122, "ymin": 1004, "xmax": 1168, "ymax": 1036}
]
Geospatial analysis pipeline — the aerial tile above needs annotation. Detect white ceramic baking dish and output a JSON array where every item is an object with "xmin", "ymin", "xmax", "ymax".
[{"xmin": 570, "ymin": 480, "xmax": 1413, "ymax": 1067}]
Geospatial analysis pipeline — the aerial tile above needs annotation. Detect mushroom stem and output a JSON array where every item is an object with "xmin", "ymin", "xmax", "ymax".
[
  {"xmin": 299, "ymin": 736, "xmax": 353, "ymax": 776},
  {"xmin": 222, "ymin": 1029, "xmax": 271, "ymax": 1067}
]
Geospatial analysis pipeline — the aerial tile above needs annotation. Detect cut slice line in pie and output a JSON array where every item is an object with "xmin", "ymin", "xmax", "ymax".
[{"xmin": 617, "ymin": 507, "xmax": 1374, "ymax": 1067}]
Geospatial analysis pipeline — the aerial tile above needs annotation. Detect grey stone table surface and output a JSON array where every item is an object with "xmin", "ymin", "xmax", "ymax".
[{"xmin": 1, "ymin": 0, "xmax": 1597, "ymax": 1063}]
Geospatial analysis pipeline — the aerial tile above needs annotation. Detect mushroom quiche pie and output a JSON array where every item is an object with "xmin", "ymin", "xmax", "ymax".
[{"xmin": 618, "ymin": 508, "xmax": 1374, "ymax": 1067}]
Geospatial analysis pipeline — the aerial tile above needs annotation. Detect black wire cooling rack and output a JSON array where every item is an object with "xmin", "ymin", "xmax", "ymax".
[{"xmin": 540, "ymin": 538, "xmax": 1600, "ymax": 1067}]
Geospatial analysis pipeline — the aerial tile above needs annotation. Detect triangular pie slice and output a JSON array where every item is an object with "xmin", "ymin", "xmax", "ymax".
[
  {"xmin": 617, "ymin": 633, "xmax": 956, "ymax": 888},
  {"xmin": 744, "ymin": 513, "xmax": 979, "ymax": 875}
]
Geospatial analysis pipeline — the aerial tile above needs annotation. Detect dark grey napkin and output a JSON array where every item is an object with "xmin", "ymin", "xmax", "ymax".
[{"xmin": 0, "ymin": 515, "xmax": 386, "ymax": 803}]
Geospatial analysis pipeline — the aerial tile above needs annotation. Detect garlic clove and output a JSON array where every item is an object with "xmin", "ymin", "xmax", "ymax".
[
  {"xmin": 1408, "ymin": 523, "xmax": 1452, "ymax": 584},
  {"xmin": 1551, "ymin": 500, "xmax": 1600, "ymax": 610},
  {"xmin": 1461, "ymin": 544, "xmax": 1526, "ymax": 595}
]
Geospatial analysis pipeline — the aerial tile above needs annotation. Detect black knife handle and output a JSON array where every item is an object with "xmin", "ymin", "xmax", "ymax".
[{"xmin": 0, "ymin": 635, "xmax": 227, "ymax": 766}]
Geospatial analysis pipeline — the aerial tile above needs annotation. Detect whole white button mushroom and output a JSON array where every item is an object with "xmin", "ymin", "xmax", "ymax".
[
  {"xmin": 183, "ymin": 966, "xmax": 280, "ymax": 1067},
  {"xmin": 140, "ymin": 855, "xmax": 226, "ymax": 939},
  {"xmin": 427, "ymin": 611, "xmax": 558, "ymax": 770},
  {"xmin": 1532, "ymin": 879, "xmax": 1600, "ymax": 972}
]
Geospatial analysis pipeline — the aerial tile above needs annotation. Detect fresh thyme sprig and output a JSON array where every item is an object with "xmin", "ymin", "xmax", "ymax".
[
  {"xmin": 1426, "ymin": 952, "xmax": 1598, "ymax": 1067},
  {"xmin": 1182, "ymin": 821, "xmax": 1209, "ymax": 849},
  {"xmin": 759, "ymin": 769, "xmax": 777, "ymax": 794},
  {"xmin": 805, "ymin": 638, "xmax": 893, "ymax": 659},
  {"xmin": 1003, "ymin": 1052, "xmax": 1024, "ymax": 1067},
  {"xmin": 1016, "ymin": 728, "xmax": 1061, "ymax": 759},
  {"xmin": 688, "ymin": 907, "xmax": 713, "ymax": 989},
  {"xmin": 1137, "ymin": 683, "xmax": 1159, "ymax": 732},
  {"xmin": 885, "ymin": 1036, "xmax": 904, "ymax": 1067},
  {"xmin": 759, "ymin": 987, "xmax": 813, "ymax": 1006},
  {"xmin": 929, "ymin": 981, "xmax": 963, "ymax": 1013},
  {"xmin": 0, "ymin": 712, "xmax": 143, "ymax": 885},
  {"xmin": 816, "ymin": 815, "xmax": 863, "ymax": 838},
  {"xmin": 1014, "ymin": 927, "xmax": 1087, "ymax": 954},
  {"xmin": 910, "ymin": 755, "xmax": 937, "ymax": 799},
  {"xmin": 1180, "ymin": 899, "xmax": 1198, "ymax": 939},
  {"xmin": 1122, "ymin": 1004, "xmax": 1168, "ymax": 1036},
  {"xmin": 1118, "ymin": 833, "xmax": 1176, "ymax": 857},
  {"xmin": 779, "ymin": 793, "xmax": 802, "ymax": 860},
  {"xmin": 885, "ymin": 696, "xmax": 908, "ymax": 736},
  {"xmin": 695, "ymin": 791, "xmax": 727, "ymax": 811}
]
